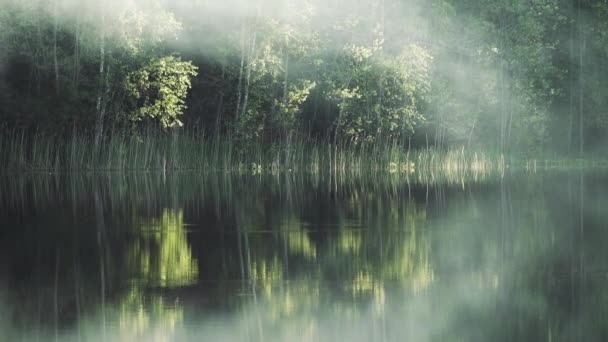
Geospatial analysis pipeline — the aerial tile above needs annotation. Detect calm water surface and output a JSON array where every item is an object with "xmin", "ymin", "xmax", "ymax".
[{"xmin": 1, "ymin": 170, "xmax": 607, "ymax": 341}]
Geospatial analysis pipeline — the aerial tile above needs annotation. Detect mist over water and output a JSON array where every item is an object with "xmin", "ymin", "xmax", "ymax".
[
  {"xmin": 1, "ymin": 170, "xmax": 607, "ymax": 342},
  {"xmin": 2, "ymin": 0, "xmax": 608, "ymax": 340}
]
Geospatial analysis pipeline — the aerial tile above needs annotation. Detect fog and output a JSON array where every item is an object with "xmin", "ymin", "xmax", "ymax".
[
  {"xmin": 1, "ymin": 1, "xmax": 608, "ymax": 341},
  {"xmin": 0, "ymin": 170, "xmax": 606, "ymax": 341},
  {"xmin": 0, "ymin": 0, "xmax": 569, "ymax": 150}
]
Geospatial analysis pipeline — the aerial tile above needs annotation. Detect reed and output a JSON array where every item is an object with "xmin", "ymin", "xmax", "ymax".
[{"xmin": 0, "ymin": 128, "xmax": 504, "ymax": 179}]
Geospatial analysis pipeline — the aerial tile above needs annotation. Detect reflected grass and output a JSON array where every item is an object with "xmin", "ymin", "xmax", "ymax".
[
  {"xmin": 1, "ymin": 128, "xmax": 506, "ymax": 178},
  {"xmin": 3, "ymin": 167, "xmax": 608, "ymax": 341},
  {"xmin": 0, "ymin": 167, "xmax": 500, "ymax": 215}
]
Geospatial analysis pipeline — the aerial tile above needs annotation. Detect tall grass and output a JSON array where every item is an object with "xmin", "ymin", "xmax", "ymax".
[{"xmin": 0, "ymin": 128, "xmax": 505, "ymax": 177}]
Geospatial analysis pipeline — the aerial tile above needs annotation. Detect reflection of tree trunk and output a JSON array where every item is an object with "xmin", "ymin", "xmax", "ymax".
[
  {"xmin": 579, "ymin": 172, "xmax": 585, "ymax": 287},
  {"xmin": 236, "ymin": 217, "xmax": 246, "ymax": 289},
  {"xmin": 74, "ymin": 253, "xmax": 81, "ymax": 342},
  {"xmin": 54, "ymin": 251, "xmax": 59, "ymax": 342},
  {"xmin": 378, "ymin": 184, "xmax": 387, "ymax": 341},
  {"xmin": 578, "ymin": 170, "xmax": 585, "ymax": 340},
  {"xmin": 35, "ymin": 242, "xmax": 42, "ymax": 342},
  {"xmin": 568, "ymin": 174, "xmax": 575, "ymax": 314},
  {"xmin": 499, "ymin": 176, "xmax": 507, "ymax": 281},
  {"xmin": 244, "ymin": 230, "xmax": 264, "ymax": 342},
  {"xmin": 94, "ymin": 186, "xmax": 106, "ymax": 341},
  {"xmin": 72, "ymin": 178, "xmax": 81, "ymax": 342},
  {"xmin": 497, "ymin": 175, "xmax": 511, "ymax": 334},
  {"xmin": 235, "ymin": 215, "xmax": 250, "ymax": 339}
]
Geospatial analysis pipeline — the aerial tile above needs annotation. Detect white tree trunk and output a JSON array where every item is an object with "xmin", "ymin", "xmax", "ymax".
[
  {"xmin": 53, "ymin": 0, "xmax": 59, "ymax": 94},
  {"xmin": 94, "ymin": 8, "xmax": 106, "ymax": 151}
]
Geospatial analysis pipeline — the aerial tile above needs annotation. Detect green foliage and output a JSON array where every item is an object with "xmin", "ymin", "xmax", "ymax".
[
  {"xmin": 3, "ymin": 0, "xmax": 608, "ymax": 154},
  {"xmin": 338, "ymin": 44, "xmax": 432, "ymax": 144},
  {"xmin": 274, "ymin": 80, "xmax": 316, "ymax": 131},
  {"xmin": 126, "ymin": 56, "xmax": 198, "ymax": 128}
]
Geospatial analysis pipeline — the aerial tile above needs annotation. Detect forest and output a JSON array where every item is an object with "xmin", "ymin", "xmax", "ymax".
[{"xmin": 1, "ymin": 0, "xmax": 607, "ymax": 170}]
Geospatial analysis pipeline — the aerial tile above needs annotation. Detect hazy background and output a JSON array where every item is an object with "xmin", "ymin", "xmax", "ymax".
[{"xmin": 1, "ymin": 0, "xmax": 605, "ymax": 154}]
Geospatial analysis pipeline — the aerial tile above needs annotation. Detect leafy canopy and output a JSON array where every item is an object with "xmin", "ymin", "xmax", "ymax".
[{"xmin": 126, "ymin": 56, "xmax": 198, "ymax": 128}]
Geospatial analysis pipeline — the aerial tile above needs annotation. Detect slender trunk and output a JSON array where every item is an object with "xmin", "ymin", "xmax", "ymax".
[
  {"xmin": 333, "ymin": 106, "xmax": 343, "ymax": 173},
  {"xmin": 578, "ymin": 1, "xmax": 585, "ymax": 156},
  {"xmin": 506, "ymin": 103, "xmax": 513, "ymax": 149},
  {"xmin": 499, "ymin": 66, "xmax": 506, "ymax": 152},
  {"xmin": 215, "ymin": 63, "xmax": 225, "ymax": 137},
  {"xmin": 215, "ymin": 95, "xmax": 224, "ymax": 137},
  {"xmin": 283, "ymin": 50, "xmax": 290, "ymax": 164},
  {"xmin": 96, "ymin": 64, "xmax": 111, "ymax": 153},
  {"xmin": 498, "ymin": 15, "xmax": 507, "ymax": 152},
  {"xmin": 74, "ymin": 9, "xmax": 81, "ymax": 93},
  {"xmin": 568, "ymin": 0, "xmax": 575, "ymax": 153},
  {"xmin": 53, "ymin": 0, "xmax": 59, "ymax": 94},
  {"xmin": 241, "ymin": 29, "xmax": 257, "ymax": 120},
  {"xmin": 35, "ymin": 8, "xmax": 43, "ymax": 95},
  {"xmin": 282, "ymin": 53, "xmax": 289, "ymax": 107},
  {"xmin": 332, "ymin": 72, "xmax": 354, "ymax": 172},
  {"xmin": 235, "ymin": 24, "xmax": 245, "ymax": 121},
  {"xmin": 94, "ymin": 9, "xmax": 106, "ymax": 151},
  {"xmin": 214, "ymin": 93, "xmax": 224, "ymax": 167},
  {"xmin": 434, "ymin": 126, "xmax": 439, "ymax": 147},
  {"xmin": 467, "ymin": 116, "xmax": 477, "ymax": 148}
]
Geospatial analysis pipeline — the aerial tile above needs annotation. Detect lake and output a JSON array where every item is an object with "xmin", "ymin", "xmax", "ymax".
[{"xmin": 1, "ymin": 169, "xmax": 607, "ymax": 341}]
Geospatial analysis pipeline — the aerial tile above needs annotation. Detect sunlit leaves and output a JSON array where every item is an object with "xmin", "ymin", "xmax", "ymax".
[
  {"xmin": 337, "ymin": 44, "xmax": 433, "ymax": 144},
  {"xmin": 274, "ymin": 80, "xmax": 317, "ymax": 130},
  {"xmin": 126, "ymin": 56, "xmax": 198, "ymax": 128}
]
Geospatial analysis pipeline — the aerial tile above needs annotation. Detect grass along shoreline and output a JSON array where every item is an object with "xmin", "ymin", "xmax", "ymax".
[
  {"xmin": 0, "ymin": 129, "xmax": 506, "ymax": 174},
  {"xmin": 11, "ymin": 129, "xmax": 603, "ymax": 177}
]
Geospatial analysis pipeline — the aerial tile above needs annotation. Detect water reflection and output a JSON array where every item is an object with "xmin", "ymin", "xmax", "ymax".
[
  {"xmin": 0, "ymin": 170, "xmax": 607, "ymax": 341},
  {"xmin": 118, "ymin": 208, "xmax": 197, "ymax": 341},
  {"xmin": 118, "ymin": 287, "xmax": 183, "ymax": 341},
  {"xmin": 129, "ymin": 209, "xmax": 198, "ymax": 288}
]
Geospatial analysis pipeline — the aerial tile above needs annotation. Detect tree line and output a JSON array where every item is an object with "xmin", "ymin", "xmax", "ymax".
[{"xmin": 1, "ymin": 0, "xmax": 607, "ymax": 154}]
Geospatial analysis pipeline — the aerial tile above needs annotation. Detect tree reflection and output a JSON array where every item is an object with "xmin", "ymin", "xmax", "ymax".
[
  {"xmin": 129, "ymin": 209, "xmax": 198, "ymax": 288},
  {"xmin": 117, "ymin": 208, "xmax": 198, "ymax": 340},
  {"xmin": 232, "ymin": 186, "xmax": 435, "ymax": 341},
  {"xmin": 118, "ymin": 286, "xmax": 183, "ymax": 342},
  {"xmin": 4, "ymin": 171, "xmax": 608, "ymax": 341}
]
